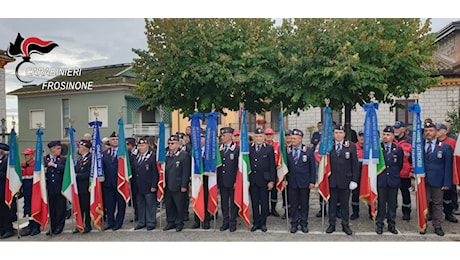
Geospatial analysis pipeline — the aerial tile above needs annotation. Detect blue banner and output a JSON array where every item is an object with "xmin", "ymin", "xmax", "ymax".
[
  {"xmin": 241, "ymin": 109, "xmax": 249, "ymax": 154},
  {"xmin": 363, "ymin": 102, "xmax": 380, "ymax": 163},
  {"xmin": 89, "ymin": 120, "xmax": 104, "ymax": 179},
  {"xmin": 408, "ymin": 103, "xmax": 424, "ymax": 175},
  {"xmin": 69, "ymin": 126, "xmax": 76, "ymax": 163},
  {"xmin": 158, "ymin": 121, "xmax": 166, "ymax": 163},
  {"xmin": 189, "ymin": 112, "xmax": 203, "ymax": 175},
  {"xmin": 319, "ymin": 106, "xmax": 333, "ymax": 156},
  {"xmin": 117, "ymin": 117, "xmax": 127, "ymax": 158},
  {"xmin": 34, "ymin": 128, "xmax": 44, "ymax": 172},
  {"xmin": 8, "ymin": 128, "xmax": 19, "ymax": 170},
  {"xmin": 204, "ymin": 112, "xmax": 218, "ymax": 173}
]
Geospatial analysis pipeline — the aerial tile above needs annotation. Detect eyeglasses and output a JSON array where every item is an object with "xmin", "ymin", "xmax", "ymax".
[{"xmin": 168, "ymin": 142, "xmax": 175, "ymax": 145}]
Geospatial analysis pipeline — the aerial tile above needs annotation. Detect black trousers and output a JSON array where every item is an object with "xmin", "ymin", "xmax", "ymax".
[
  {"xmin": 0, "ymin": 198, "xmax": 13, "ymax": 235},
  {"xmin": 269, "ymin": 187, "xmax": 278, "ymax": 209},
  {"xmin": 219, "ymin": 186, "xmax": 238, "ymax": 228},
  {"xmin": 400, "ymin": 178, "xmax": 412, "ymax": 215},
  {"xmin": 249, "ymin": 184, "xmax": 269, "ymax": 227},
  {"xmin": 165, "ymin": 188, "xmax": 187, "ymax": 227},
  {"xmin": 329, "ymin": 187, "xmax": 350, "ymax": 226},
  {"xmin": 48, "ymin": 193, "xmax": 66, "ymax": 232},
  {"xmin": 443, "ymin": 184, "xmax": 457, "ymax": 215},
  {"xmin": 102, "ymin": 187, "xmax": 126, "ymax": 228},
  {"xmin": 376, "ymin": 187, "xmax": 398, "ymax": 228},
  {"xmin": 288, "ymin": 186, "xmax": 310, "ymax": 227},
  {"xmin": 78, "ymin": 192, "xmax": 91, "ymax": 229}
]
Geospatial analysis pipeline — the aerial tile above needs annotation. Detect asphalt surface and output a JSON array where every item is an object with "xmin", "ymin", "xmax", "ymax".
[{"xmin": 4, "ymin": 188, "xmax": 460, "ymax": 243}]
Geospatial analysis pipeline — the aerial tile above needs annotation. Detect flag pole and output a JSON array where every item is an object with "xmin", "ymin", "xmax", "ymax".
[
  {"xmin": 280, "ymin": 101, "xmax": 289, "ymax": 232},
  {"xmin": 37, "ymin": 122, "xmax": 53, "ymax": 237},
  {"xmin": 322, "ymin": 98, "xmax": 330, "ymax": 233},
  {"xmin": 69, "ymin": 119, "xmax": 77, "ymax": 233},
  {"xmin": 119, "ymin": 111, "xmax": 136, "ymax": 225},
  {"xmin": 11, "ymin": 118, "xmax": 21, "ymax": 239},
  {"xmin": 369, "ymin": 92, "xmax": 377, "ymax": 228},
  {"xmin": 211, "ymin": 103, "xmax": 217, "ymax": 232},
  {"xmin": 158, "ymin": 107, "xmax": 165, "ymax": 231},
  {"xmin": 414, "ymin": 94, "xmax": 421, "ymax": 233}
]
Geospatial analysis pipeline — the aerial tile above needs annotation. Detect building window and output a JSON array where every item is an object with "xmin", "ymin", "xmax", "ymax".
[
  {"xmin": 30, "ymin": 109, "xmax": 45, "ymax": 129},
  {"xmin": 89, "ymin": 106, "xmax": 108, "ymax": 128},
  {"xmin": 62, "ymin": 99, "xmax": 70, "ymax": 138},
  {"xmin": 395, "ymin": 99, "xmax": 415, "ymax": 127}
]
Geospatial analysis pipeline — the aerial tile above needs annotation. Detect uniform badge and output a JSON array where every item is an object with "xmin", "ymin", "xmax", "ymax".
[
  {"xmin": 176, "ymin": 161, "xmax": 180, "ymax": 168},
  {"xmin": 145, "ymin": 164, "xmax": 150, "ymax": 170},
  {"xmin": 230, "ymin": 153, "xmax": 234, "ymax": 161},
  {"xmin": 345, "ymin": 152, "xmax": 350, "ymax": 159},
  {"xmin": 437, "ymin": 151, "xmax": 443, "ymax": 159},
  {"xmin": 302, "ymin": 155, "xmax": 307, "ymax": 162},
  {"xmin": 393, "ymin": 155, "xmax": 398, "ymax": 163}
]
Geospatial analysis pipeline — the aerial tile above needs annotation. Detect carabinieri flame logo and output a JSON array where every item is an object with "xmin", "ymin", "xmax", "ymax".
[{"xmin": 7, "ymin": 33, "xmax": 58, "ymax": 83}]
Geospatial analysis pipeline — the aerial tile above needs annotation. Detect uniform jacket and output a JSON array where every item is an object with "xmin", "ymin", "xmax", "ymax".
[
  {"xmin": 249, "ymin": 143, "xmax": 276, "ymax": 187},
  {"xmin": 75, "ymin": 152, "xmax": 91, "ymax": 195},
  {"xmin": 133, "ymin": 149, "xmax": 159, "ymax": 195},
  {"xmin": 424, "ymin": 139, "xmax": 453, "ymax": 188},
  {"xmin": 44, "ymin": 154, "xmax": 66, "ymax": 195},
  {"xmin": 217, "ymin": 142, "xmax": 239, "ymax": 188},
  {"xmin": 265, "ymin": 141, "xmax": 280, "ymax": 168},
  {"xmin": 286, "ymin": 144, "xmax": 316, "ymax": 189},
  {"xmin": 378, "ymin": 143, "xmax": 404, "ymax": 188},
  {"xmin": 21, "ymin": 161, "xmax": 34, "ymax": 180},
  {"xmin": 393, "ymin": 135, "xmax": 413, "ymax": 178},
  {"xmin": 329, "ymin": 140, "xmax": 359, "ymax": 189},
  {"xmin": 102, "ymin": 147, "xmax": 118, "ymax": 189},
  {"xmin": 0, "ymin": 155, "xmax": 8, "ymax": 199},
  {"xmin": 165, "ymin": 147, "xmax": 191, "ymax": 192}
]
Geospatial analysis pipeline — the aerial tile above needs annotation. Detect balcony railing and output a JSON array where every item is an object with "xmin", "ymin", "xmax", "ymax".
[{"xmin": 133, "ymin": 123, "xmax": 159, "ymax": 136}]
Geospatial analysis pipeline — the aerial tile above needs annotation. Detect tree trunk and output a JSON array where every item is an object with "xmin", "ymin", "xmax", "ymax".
[{"xmin": 344, "ymin": 103, "xmax": 352, "ymax": 141}]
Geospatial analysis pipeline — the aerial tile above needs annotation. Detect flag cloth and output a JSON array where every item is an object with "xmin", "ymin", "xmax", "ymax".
[
  {"xmin": 190, "ymin": 112, "xmax": 205, "ymax": 222},
  {"xmin": 61, "ymin": 126, "xmax": 84, "ymax": 233},
  {"xmin": 453, "ymin": 134, "xmax": 460, "ymax": 185},
  {"xmin": 276, "ymin": 108, "xmax": 288, "ymax": 192},
  {"xmin": 317, "ymin": 106, "xmax": 333, "ymax": 201},
  {"xmin": 156, "ymin": 121, "xmax": 166, "ymax": 202},
  {"xmin": 31, "ymin": 127, "xmax": 48, "ymax": 230},
  {"xmin": 359, "ymin": 102, "xmax": 385, "ymax": 220},
  {"xmin": 89, "ymin": 120, "xmax": 104, "ymax": 231},
  {"xmin": 117, "ymin": 117, "xmax": 132, "ymax": 203},
  {"xmin": 235, "ymin": 108, "xmax": 251, "ymax": 227},
  {"xmin": 408, "ymin": 103, "xmax": 428, "ymax": 233},
  {"xmin": 5, "ymin": 127, "xmax": 22, "ymax": 208},
  {"xmin": 204, "ymin": 111, "xmax": 219, "ymax": 215}
]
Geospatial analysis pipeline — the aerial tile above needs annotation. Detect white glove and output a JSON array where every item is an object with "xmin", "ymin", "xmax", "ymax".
[{"xmin": 349, "ymin": 181, "xmax": 358, "ymax": 190}]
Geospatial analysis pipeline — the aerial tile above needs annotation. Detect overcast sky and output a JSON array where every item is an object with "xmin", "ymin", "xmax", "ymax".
[{"xmin": 1, "ymin": 17, "xmax": 459, "ymax": 133}]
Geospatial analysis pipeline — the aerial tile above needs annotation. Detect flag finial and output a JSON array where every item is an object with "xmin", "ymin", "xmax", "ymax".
[
  {"xmin": 69, "ymin": 119, "xmax": 75, "ymax": 126},
  {"xmin": 12, "ymin": 116, "xmax": 15, "ymax": 127},
  {"xmin": 211, "ymin": 103, "xmax": 215, "ymax": 112},
  {"xmin": 369, "ymin": 91, "xmax": 375, "ymax": 102},
  {"xmin": 414, "ymin": 94, "xmax": 419, "ymax": 103},
  {"xmin": 325, "ymin": 98, "xmax": 330, "ymax": 106},
  {"xmin": 119, "ymin": 111, "xmax": 123, "ymax": 117},
  {"xmin": 36, "ymin": 122, "xmax": 42, "ymax": 128}
]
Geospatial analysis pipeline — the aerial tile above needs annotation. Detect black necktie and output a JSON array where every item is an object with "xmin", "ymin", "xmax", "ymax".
[{"xmin": 293, "ymin": 148, "xmax": 300, "ymax": 164}]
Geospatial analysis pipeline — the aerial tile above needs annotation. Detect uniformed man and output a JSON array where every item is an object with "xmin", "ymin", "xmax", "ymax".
[
  {"xmin": 284, "ymin": 129, "xmax": 316, "ymax": 233},
  {"xmin": 281, "ymin": 129, "xmax": 293, "ymax": 220},
  {"xmin": 424, "ymin": 122, "xmax": 453, "ymax": 236},
  {"xmin": 102, "ymin": 131, "xmax": 126, "ymax": 231},
  {"xmin": 217, "ymin": 127, "xmax": 239, "ymax": 232},
  {"xmin": 436, "ymin": 123, "xmax": 458, "ymax": 223},
  {"xmin": 20, "ymin": 148, "xmax": 41, "ymax": 236},
  {"xmin": 177, "ymin": 131, "xmax": 192, "ymax": 222},
  {"xmin": 264, "ymin": 127, "xmax": 281, "ymax": 217},
  {"xmin": 45, "ymin": 141, "xmax": 67, "ymax": 235},
  {"xmin": 311, "ymin": 122, "xmax": 322, "ymax": 150},
  {"xmin": 326, "ymin": 125, "xmax": 359, "ymax": 235},
  {"xmin": 163, "ymin": 135, "xmax": 191, "ymax": 232},
  {"xmin": 133, "ymin": 137, "xmax": 159, "ymax": 231},
  {"xmin": 0, "ymin": 143, "xmax": 14, "ymax": 239},
  {"xmin": 126, "ymin": 137, "xmax": 138, "ymax": 222},
  {"xmin": 393, "ymin": 120, "xmax": 413, "ymax": 221},
  {"xmin": 249, "ymin": 128, "xmax": 276, "ymax": 232},
  {"xmin": 74, "ymin": 140, "xmax": 92, "ymax": 233},
  {"xmin": 376, "ymin": 126, "xmax": 404, "ymax": 235},
  {"xmin": 193, "ymin": 131, "xmax": 211, "ymax": 229}
]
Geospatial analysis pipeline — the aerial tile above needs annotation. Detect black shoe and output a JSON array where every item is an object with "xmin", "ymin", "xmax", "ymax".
[
  {"xmin": 103, "ymin": 225, "xmax": 114, "ymax": 231},
  {"xmin": 281, "ymin": 213, "xmax": 287, "ymax": 220},
  {"xmin": 66, "ymin": 209, "xmax": 72, "ymax": 219},
  {"xmin": 22, "ymin": 229, "xmax": 32, "ymax": 236},
  {"xmin": 147, "ymin": 225, "xmax": 156, "ymax": 231},
  {"xmin": 72, "ymin": 229, "xmax": 80, "ymax": 234},
  {"xmin": 219, "ymin": 224, "xmax": 229, "ymax": 231},
  {"xmin": 290, "ymin": 225, "xmax": 297, "ymax": 233},
  {"xmin": 301, "ymin": 226, "xmax": 309, "ymax": 233},
  {"xmin": 53, "ymin": 229, "xmax": 62, "ymax": 235},
  {"xmin": 402, "ymin": 214, "xmax": 411, "ymax": 221},
  {"xmin": 271, "ymin": 210, "xmax": 280, "ymax": 217},
  {"xmin": 445, "ymin": 214, "xmax": 458, "ymax": 223},
  {"xmin": 46, "ymin": 230, "xmax": 52, "ymax": 236},
  {"xmin": 203, "ymin": 222, "xmax": 210, "ymax": 230},
  {"xmin": 229, "ymin": 226, "xmax": 236, "ymax": 232},
  {"xmin": 176, "ymin": 226, "xmax": 183, "ymax": 232},
  {"xmin": 388, "ymin": 226, "xmax": 398, "ymax": 234},
  {"xmin": 83, "ymin": 227, "xmax": 92, "ymax": 233},
  {"xmin": 434, "ymin": 227, "xmax": 445, "ymax": 236},
  {"xmin": 183, "ymin": 215, "xmax": 190, "ymax": 222},
  {"xmin": 375, "ymin": 226, "xmax": 383, "ymax": 235},
  {"xmin": 342, "ymin": 225, "xmax": 352, "ymax": 235},
  {"xmin": 134, "ymin": 225, "xmax": 146, "ymax": 230},
  {"xmin": 30, "ymin": 229, "xmax": 41, "ymax": 236},
  {"xmin": 427, "ymin": 214, "xmax": 432, "ymax": 221},
  {"xmin": 250, "ymin": 225, "xmax": 259, "ymax": 232},
  {"xmin": 350, "ymin": 213, "xmax": 359, "ymax": 220},
  {"xmin": 326, "ymin": 225, "xmax": 335, "ymax": 233},
  {"xmin": 1, "ymin": 231, "xmax": 13, "ymax": 239},
  {"xmin": 112, "ymin": 225, "xmax": 121, "ymax": 231},
  {"xmin": 193, "ymin": 222, "xmax": 200, "ymax": 229},
  {"xmin": 260, "ymin": 225, "xmax": 267, "ymax": 232},
  {"xmin": 316, "ymin": 210, "xmax": 323, "ymax": 218},
  {"xmin": 163, "ymin": 224, "xmax": 176, "ymax": 231}
]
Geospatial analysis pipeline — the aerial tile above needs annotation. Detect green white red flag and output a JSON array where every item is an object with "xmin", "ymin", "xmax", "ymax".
[
  {"xmin": 5, "ymin": 127, "xmax": 22, "ymax": 208},
  {"xmin": 117, "ymin": 117, "xmax": 132, "ymax": 203},
  {"xmin": 276, "ymin": 107, "xmax": 288, "ymax": 192},
  {"xmin": 235, "ymin": 108, "xmax": 251, "ymax": 227},
  {"xmin": 31, "ymin": 127, "xmax": 48, "ymax": 230}
]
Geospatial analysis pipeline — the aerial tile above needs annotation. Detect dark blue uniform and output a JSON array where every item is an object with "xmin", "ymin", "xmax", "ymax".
[
  {"xmin": 0, "ymin": 154, "xmax": 14, "ymax": 238},
  {"xmin": 286, "ymin": 144, "xmax": 316, "ymax": 232},
  {"xmin": 249, "ymin": 143, "xmax": 276, "ymax": 230},
  {"xmin": 217, "ymin": 142, "xmax": 239, "ymax": 231},
  {"xmin": 133, "ymin": 149, "xmax": 159, "ymax": 229},
  {"xmin": 44, "ymin": 154, "xmax": 67, "ymax": 234},
  {"xmin": 75, "ymin": 152, "xmax": 92, "ymax": 232},
  {"xmin": 102, "ymin": 147, "xmax": 126, "ymax": 230},
  {"xmin": 376, "ymin": 143, "xmax": 403, "ymax": 233}
]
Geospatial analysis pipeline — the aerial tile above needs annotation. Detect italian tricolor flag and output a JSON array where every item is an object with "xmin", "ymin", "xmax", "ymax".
[
  {"xmin": 360, "ymin": 145, "xmax": 385, "ymax": 220},
  {"xmin": 207, "ymin": 138, "xmax": 221, "ymax": 216},
  {"xmin": 116, "ymin": 117, "xmax": 131, "ymax": 203},
  {"xmin": 31, "ymin": 127, "xmax": 48, "ymax": 230},
  {"xmin": 5, "ymin": 127, "xmax": 22, "ymax": 208}
]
